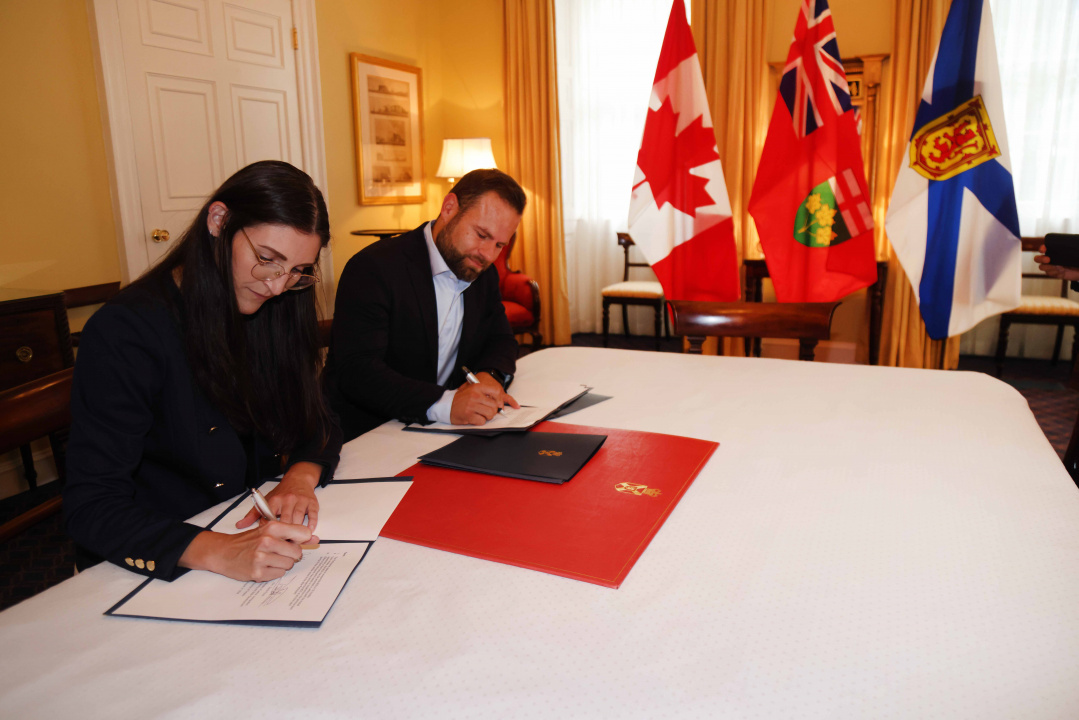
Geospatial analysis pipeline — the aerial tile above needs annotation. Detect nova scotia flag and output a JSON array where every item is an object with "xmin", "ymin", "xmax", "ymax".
[{"xmin": 886, "ymin": 0, "xmax": 1020, "ymax": 340}]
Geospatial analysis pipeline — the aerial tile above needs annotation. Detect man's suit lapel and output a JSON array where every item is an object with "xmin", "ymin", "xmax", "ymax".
[{"xmin": 402, "ymin": 228, "xmax": 439, "ymax": 380}]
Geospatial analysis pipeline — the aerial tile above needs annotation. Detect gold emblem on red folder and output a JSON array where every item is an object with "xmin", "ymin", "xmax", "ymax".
[
  {"xmin": 615, "ymin": 482, "xmax": 661, "ymax": 497},
  {"xmin": 538, "ymin": 450, "xmax": 563, "ymax": 457},
  {"xmin": 909, "ymin": 95, "xmax": 1001, "ymax": 181}
]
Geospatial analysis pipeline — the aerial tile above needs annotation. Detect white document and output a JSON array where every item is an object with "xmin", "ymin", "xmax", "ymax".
[
  {"xmin": 108, "ymin": 543, "xmax": 370, "ymax": 626},
  {"xmin": 508, "ymin": 379, "xmax": 591, "ymax": 408},
  {"xmin": 406, "ymin": 381, "xmax": 590, "ymax": 434},
  {"xmin": 106, "ymin": 478, "xmax": 413, "ymax": 627},
  {"xmin": 214, "ymin": 479, "xmax": 413, "ymax": 540}
]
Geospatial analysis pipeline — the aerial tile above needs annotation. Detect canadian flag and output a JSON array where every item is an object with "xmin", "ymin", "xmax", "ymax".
[{"xmin": 627, "ymin": 0, "xmax": 739, "ymax": 302}]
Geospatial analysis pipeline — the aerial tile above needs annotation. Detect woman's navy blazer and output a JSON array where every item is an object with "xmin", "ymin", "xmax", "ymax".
[{"xmin": 63, "ymin": 278, "xmax": 342, "ymax": 580}]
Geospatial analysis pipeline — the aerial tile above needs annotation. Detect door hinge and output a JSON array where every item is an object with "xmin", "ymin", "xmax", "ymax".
[{"xmin": 292, "ymin": 27, "xmax": 299, "ymax": 51}]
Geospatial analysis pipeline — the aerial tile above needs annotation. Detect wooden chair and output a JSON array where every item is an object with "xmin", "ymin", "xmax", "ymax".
[
  {"xmin": 0, "ymin": 367, "xmax": 75, "ymax": 543},
  {"xmin": 742, "ymin": 259, "xmax": 888, "ymax": 364},
  {"xmin": 495, "ymin": 234, "xmax": 542, "ymax": 350},
  {"xmin": 602, "ymin": 232, "xmax": 669, "ymax": 351},
  {"xmin": 668, "ymin": 301, "xmax": 840, "ymax": 361},
  {"xmin": 994, "ymin": 237, "xmax": 1079, "ymax": 377}
]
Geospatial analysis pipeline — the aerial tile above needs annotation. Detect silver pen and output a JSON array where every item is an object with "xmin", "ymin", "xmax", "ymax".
[{"xmin": 462, "ymin": 366, "xmax": 507, "ymax": 415}]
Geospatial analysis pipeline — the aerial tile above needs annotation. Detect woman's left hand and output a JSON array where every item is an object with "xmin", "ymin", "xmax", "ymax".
[{"xmin": 236, "ymin": 461, "xmax": 323, "ymax": 531}]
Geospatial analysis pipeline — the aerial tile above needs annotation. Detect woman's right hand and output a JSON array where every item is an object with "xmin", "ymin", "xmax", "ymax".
[{"xmin": 179, "ymin": 522, "xmax": 317, "ymax": 582}]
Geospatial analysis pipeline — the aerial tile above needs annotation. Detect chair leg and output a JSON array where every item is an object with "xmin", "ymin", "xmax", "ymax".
[
  {"xmin": 799, "ymin": 339, "xmax": 818, "ymax": 362},
  {"xmin": 1070, "ymin": 325, "xmax": 1079, "ymax": 391},
  {"xmin": 663, "ymin": 303, "xmax": 670, "ymax": 338},
  {"xmin": 1052, "ymin": 324, "xmax": 1066, "ymax": 365},
  {"xmin": 686, "ymin": 335, "xmax": 705, "ymax": 354},
  {"xmin": 602, "ymin": 300, "xmax": 611, "ymax": 348},
  {"xmin": 653, "ymin": 303, "xmax": 662, "ymax": 351},
  {"xmin": 48, "ymin": 430, "xmax": 68, "ymax": 483},
  {"xmin": 19, "ymin": 444, "xmax": 38, "ymax": 492},
  {"xmin": 995, "ymin": 317, "xmax": 1010, "ymax": 378},
  {"xmin": 622, "ymin": 305, "xmax": 631, "ymax": 338},
  {"xmin": 1064, "ymin": 404, "xmax": 1079, "ymax": 487}
]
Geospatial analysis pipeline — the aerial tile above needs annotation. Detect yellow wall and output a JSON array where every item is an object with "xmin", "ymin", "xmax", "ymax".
[
  {"xmin": 316, "ymin": 0, "xmax": 506, "ymax": 283},
  {"xmin": 0, "ymin": 0, "xmax": 505, "ymax": 304},
  {"xmin": 0, "ymin": 0, "xmax": 118, "ymax": 297}
]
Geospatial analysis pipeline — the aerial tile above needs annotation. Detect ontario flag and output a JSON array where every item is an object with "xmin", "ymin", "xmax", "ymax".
[
  {"xmin": 627, "ymin": 0, "xmax": 739, "ymax": 302},
  {"xmin": 748, "ymin": 0, "xmax": 877, "ymax": 302},
  {"xmin": 885, "ymin": 0, "xmax": 1020, "ymax": 340}
]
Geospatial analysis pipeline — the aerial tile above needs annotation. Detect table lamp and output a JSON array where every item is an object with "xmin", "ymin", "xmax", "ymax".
[{"xmin": 436, "ymin": 138, "xmax": 497, "ymax": 183}]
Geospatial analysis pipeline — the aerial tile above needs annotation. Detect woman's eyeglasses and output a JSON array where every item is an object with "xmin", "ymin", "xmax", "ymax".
[{"xmin": 241, "ymin": 227, "xmax": 320, "ymax": 290}]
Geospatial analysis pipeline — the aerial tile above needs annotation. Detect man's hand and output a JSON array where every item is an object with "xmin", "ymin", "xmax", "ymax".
[
  {"xmin": 1035, "ymin": 245, "xmax": 1079, "ymax": 282},
  {"xmin": 449, "ymin": 375, "xmax": 520, "ymax": 426},
  {"xmin": 450, "ymin": 382, "xmax": 500, "ymax": 425},
  {"xmin": 235, "ymin": 461, "xmax": 322, "ymax": 532},
  {"xmin": 476, "ymin": 372, "xmax": 520, "ymax": 414}
]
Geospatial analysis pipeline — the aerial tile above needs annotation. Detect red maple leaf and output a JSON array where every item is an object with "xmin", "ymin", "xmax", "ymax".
[{"xmin": 635, "ymin": 96, "xmax": 719, "ymax": 215}]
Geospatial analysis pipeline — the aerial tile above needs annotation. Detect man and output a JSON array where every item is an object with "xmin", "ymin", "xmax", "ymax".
[{"xmin": 325, "ymin": 169, "xmax": 525, "ymax": 441}]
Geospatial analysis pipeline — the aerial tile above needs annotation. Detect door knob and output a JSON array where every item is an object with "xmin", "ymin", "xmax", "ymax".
[{"xmin": 151, "ymin": 228, "xmax": 170, "ymax": 243}]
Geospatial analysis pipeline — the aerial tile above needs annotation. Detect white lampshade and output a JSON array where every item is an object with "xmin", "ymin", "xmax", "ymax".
[{"xmin": 436, "ymin": 137, "xmax": 497, "ymax": 181}]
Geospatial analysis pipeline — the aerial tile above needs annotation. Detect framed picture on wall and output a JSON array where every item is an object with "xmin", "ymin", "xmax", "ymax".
[{"xmin": 350, "ymin": 53, "xmax": 425, "ymax": 205}]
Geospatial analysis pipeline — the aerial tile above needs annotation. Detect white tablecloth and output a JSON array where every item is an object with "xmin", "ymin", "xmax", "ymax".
[{"xmin": 3, "ymin": 347, "xmax": 1079, "ymax": 719}]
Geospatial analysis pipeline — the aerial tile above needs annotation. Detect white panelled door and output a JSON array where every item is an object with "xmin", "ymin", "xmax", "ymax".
[{"xmin": 111, "ymin": 0, "xmax": 304, "ymax": 271}]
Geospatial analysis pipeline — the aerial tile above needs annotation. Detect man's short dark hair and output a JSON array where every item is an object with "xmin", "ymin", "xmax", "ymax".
[{"xmin": 449, "ymin": 169, "xmax": 527, "ymax": 216}]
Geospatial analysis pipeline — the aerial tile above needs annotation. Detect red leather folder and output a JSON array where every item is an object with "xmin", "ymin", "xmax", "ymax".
[{"xmin": 381, "ymin": 422, "xmax": 718, "ymax": 588}]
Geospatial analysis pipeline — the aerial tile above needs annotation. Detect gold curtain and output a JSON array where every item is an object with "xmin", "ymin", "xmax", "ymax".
[
  {"xmin": 503, "ymin": 0, "xmax": 572, "ymax": 347},
  {"xmin": 691, "ymin": 0, "xmax": 771, "ymax": 355},
  {"xmin": 876, "ymin": 0, "xmax": 958, "ymax": 369}
]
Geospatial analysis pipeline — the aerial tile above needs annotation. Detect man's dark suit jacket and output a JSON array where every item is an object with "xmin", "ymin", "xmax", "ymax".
[
  {"xmin": 63, "ymin": 277, "xmax": 342, "ymax": 580},
  {"xmin": 325, "ymin": 224, "xmax": 518, "ymax": 441}
]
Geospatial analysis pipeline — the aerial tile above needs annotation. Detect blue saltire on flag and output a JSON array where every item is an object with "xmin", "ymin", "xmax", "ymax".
[{"xmin": 886, "ymin": 0, "xmax": 1021, "ymax": 340}]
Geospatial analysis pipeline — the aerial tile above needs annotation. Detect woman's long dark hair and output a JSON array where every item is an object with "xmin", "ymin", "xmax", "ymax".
[{"xmin": 137, "ymin": 160, "xmax": 333, "ymax": 454}]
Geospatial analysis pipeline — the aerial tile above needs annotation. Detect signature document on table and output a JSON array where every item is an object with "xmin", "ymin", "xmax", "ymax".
[
  {"xmin": 106, "ymin": 478, "xmax": 413, "ymax": 628},
  {"xmin": 405, "ymin": 380, "xmax": 591, "ymax": 434}
]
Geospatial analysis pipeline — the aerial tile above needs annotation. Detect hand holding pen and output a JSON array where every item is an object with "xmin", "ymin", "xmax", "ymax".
[
  {"xmin": 248, "ymin": 487, "xmax": 320, "ymax": 550},
  {"xmin": 463, "ymin": 366, "xmax": 508, "ymax": 416},
  {"xmin": 449, "ymin": 366, "xmax": 520, "ymax": 425}
]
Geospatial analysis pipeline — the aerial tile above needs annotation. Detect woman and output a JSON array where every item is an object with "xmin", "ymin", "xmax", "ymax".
[{"xmin": 64, "ymin": 160, "xmax": 342, "ymax": 583}]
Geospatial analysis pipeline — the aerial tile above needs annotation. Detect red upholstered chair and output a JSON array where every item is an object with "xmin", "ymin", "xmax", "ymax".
[{"xmin": 495, "ymin": 235, "xmax": 542, "ymax": 350}]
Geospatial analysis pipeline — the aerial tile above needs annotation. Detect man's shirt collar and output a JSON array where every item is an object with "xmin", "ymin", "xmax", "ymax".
[{"xmin": 424, "ymin": 221, "xmax": 465, "ymax": 283}]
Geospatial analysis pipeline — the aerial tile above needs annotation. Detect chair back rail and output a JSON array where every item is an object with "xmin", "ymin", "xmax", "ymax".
[
  {"xmin": 615, "ymin": 232, "xmax": 652, "ymax": 281},
  {"xmin": 0, "ymin": 367, "xmax": 74, "ymax": 455},
  {"xmin": 668, "ymin": 300, "xmax": 840, "ymax": 360},
  {"xmin": 668, "ymin": 301, "xmax": 839, "ymax": 339}
]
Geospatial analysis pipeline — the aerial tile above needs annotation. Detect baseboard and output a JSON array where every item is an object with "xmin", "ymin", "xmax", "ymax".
[
  {"xmin": 0, "ymin": 440, "xmax": 59, "ymax": 501},
  {"xmin": 759, "ymin": 339, "xmax": 858, "ymax": 364}
]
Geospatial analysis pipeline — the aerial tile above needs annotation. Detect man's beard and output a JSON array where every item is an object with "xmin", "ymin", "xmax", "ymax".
[{"xmin": 435, "ymin": 215, "xmax": 489, "ymax": 282}]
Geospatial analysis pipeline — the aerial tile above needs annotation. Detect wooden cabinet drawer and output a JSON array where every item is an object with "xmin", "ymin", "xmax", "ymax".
[{"xmin": 0, "ymin": 291, "xmax": 73, "ymax": 392}]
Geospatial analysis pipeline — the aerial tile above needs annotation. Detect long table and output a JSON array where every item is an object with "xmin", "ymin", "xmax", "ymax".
[{"xmin": 3, "ymin": 347, "xmax": 1079, "ymax": 718}]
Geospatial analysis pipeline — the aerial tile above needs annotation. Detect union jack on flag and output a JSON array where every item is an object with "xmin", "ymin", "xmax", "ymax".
[{"xmin": 779, "ymin": 0, "xmax": 852, "ymax": 138}]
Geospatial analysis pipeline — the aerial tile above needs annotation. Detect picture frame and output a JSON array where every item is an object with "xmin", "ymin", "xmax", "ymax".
[{"xmin": 350, "ymin": 53, "xmax": 425, "ymax": 205}]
